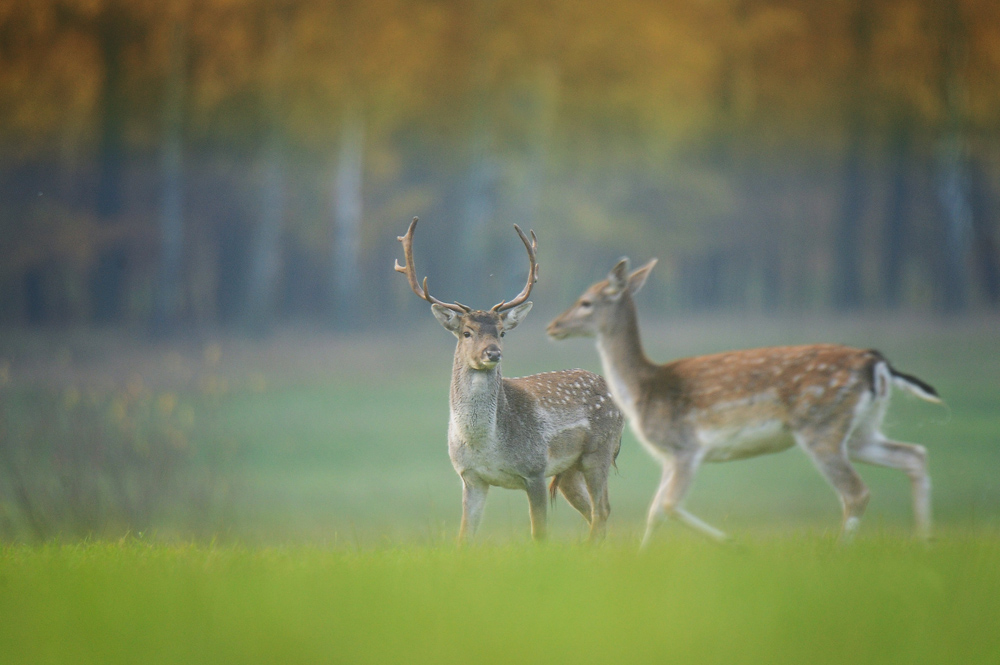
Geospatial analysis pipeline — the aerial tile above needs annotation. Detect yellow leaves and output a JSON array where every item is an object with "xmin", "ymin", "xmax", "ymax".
[
  {"xmin": 109, "ymin": 396, "xmax": 128, "ymax": 425},
  {"xmin": 127, "ymin": 374, "xmax": 145, "ymax": 401},
  {"xmin": 177, "ymin": 405, "xmax": 196, "ymax": 429},
  {"xmin": 741, "ymin": 6, "xmax": 808, "ymax": 45},
  {"xmin": 5, "ymin": 0, "xmax": 996, "ymax": 174},
  {"xmin": 64, "ymin": 387, "xmax": 81, "ymax": 410},
  {"xmin": 157, "ymin": 392, "xmax": 178, "ymax": 418},
  {"xmin": 199, "ymin": 375, "xmax": 228, "ymax": 398},
  {"xmin": 204, "ymin": 343, "xmax": 222, "ymax": 367},
  {"xmin": 165, "ymin": 426, "xmax": 188, "ymax": 452},
  {"xmin": 248, "ymin": 373, "xmax": 266, "ymax": 394}
]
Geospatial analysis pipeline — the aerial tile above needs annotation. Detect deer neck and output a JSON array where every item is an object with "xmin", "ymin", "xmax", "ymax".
[
  {"xmin": 449, "ymin": 352, "xmax": 504, "ymax": 446},
  {"xmin": 595, "ymin": 295, "xmax": 653, "ymax": 419}
]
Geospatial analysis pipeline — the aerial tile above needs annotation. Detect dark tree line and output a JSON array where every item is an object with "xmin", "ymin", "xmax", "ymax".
[{"xmin": 0, "ymin": 0, "xmax": 998, "ymax": 332}]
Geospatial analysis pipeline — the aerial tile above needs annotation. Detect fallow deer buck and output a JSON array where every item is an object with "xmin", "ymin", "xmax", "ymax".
[
  {"xmin": 395, "ymin": 218, "xmax": 624, "ymax": 542},
  {"xmin": 547, "ymin": 258, "xmax": 941, "ymax": 546}
]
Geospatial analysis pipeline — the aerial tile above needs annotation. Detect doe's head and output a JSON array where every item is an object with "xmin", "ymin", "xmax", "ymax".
[{"xmin": 547, "ymin": 257, "xmax": 656, "ymax": 340}]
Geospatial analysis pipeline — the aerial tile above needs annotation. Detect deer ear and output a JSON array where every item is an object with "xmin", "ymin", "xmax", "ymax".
[
  {"xmin": 500, "ymin": 301, "xmax": 532, "ymax": 331},
  {"xmin": 627, "ymin": 258, "xmax": 657, "ymax": 295},
  {"xmin": 603, "ymin": 258, "xmax": 630, "ymax": 298},
  {"xmin": 431, "ymin": 304, "xmax": 463, "ymax": 334}
]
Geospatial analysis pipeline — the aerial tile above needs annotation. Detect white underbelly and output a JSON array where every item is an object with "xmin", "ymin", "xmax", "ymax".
[
  {"xmin": 477, "ymin": 465, "xmax": 527, "ymax": 489},
  {"xmin": 698, "ymin": 419, "xmax": 794, "ymax": 462}
]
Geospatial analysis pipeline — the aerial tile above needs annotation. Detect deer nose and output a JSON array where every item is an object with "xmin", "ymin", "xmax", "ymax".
[{"xmin": 484, "ymin": 345, "xmax": 502, "ymax": 364}]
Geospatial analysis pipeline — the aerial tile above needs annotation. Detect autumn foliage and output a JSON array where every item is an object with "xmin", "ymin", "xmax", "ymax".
[{"xmin": 0, "ymin": 0, "xmax": 998, "ymax": 326}]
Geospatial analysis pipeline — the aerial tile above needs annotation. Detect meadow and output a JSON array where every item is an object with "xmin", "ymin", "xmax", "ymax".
[
  {"xmin": 0, "ymin": 313, "xmax": 998, "ymax": 663},
  {"xmin": 3, "ymin": 536, "xmax": 1000, "ymax": 664}
]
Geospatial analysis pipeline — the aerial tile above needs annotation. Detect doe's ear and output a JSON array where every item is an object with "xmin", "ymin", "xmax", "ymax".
[
  {"xmin": 627, "ymin": 258, "xmax": 658, "ymax": 296},
  {"xmin": 431, "ymin": 304, "xmax": 463, "ymax": 335},
  {"xmin": 603, "ymin": 258, "xmax": 631, "ymax": 298},
  {"xmin": 500, "ymin": 301, "xmax": 532, "ymax": 331}
]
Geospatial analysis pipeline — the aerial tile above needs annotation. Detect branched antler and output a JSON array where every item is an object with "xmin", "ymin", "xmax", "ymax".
[
  {"xmin": 394, "ymin": 217, "xmax": 471, "ymax": 313},
  {"xmin": 491, "ymin": 224, "xmax": 538, "ymax": 312},
  {"xmin": 395, "ymin": 217, "xmax": 538, "ymax": 314}
]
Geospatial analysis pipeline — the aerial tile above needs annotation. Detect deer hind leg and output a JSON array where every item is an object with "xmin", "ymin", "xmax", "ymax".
[
  {"xmin": 555, "ymin": 468, "xmax": 593, "ymax": 523},
  {"xmin": 641, "ymin": 453, "xmax": 728, "ymax": 548},
  {"xmin": 581, "ymin": 464, "xmax": 612, "ymax": 543},
  {"xmin": 796, "ymin": 431, "xmax": 870, "ymax": 541},
  {"xmin": 850, "ymin": 435, "xmax": 931, "ymax": 541}
]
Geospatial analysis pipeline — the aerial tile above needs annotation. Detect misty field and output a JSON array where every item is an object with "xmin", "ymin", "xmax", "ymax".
[{"xmin": 0, "ymin": 315, "xmax": 998, "ymax": 663}]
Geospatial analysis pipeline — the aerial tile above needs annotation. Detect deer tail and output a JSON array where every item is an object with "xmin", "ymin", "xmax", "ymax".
[
  {"xmin": 889, "ymin": 367, "xmax": 942, "ymax": 403},
  {"xmin": 868, "ymin": 349, "xmax": 942, "ymax": 404},
  {"xmin": 548, "ymin": 474, "xmax": 560, "ymax": 507}
]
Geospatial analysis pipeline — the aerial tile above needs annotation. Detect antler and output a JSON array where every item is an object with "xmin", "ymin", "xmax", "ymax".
[
  {"xmin": 491, "ymin": 224, "xmax": 538, "ymax": 312},
  {"xmin": 394, "ymin": 217, "xmax": 471, "ymax": 313}
]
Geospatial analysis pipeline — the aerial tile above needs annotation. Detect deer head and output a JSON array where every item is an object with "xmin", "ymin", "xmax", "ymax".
[
  {"xmin": 395, "ymin": 217, "xmax": 537, "ymax": 371},
  {"xmin": 546, "ymin": 257, "xmax": 657, "ymax": 340}
]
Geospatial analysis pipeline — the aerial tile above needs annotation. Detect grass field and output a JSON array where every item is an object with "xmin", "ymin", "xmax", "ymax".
[
  {"xmin": 3, "ymin": 535, "xmax": 1000, "ymax": 664},
  {"xmin": 0, "ymin": 314, "xmax": 998, "ymax": 663}
]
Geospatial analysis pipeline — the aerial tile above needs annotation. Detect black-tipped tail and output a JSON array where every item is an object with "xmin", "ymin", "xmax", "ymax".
[
  {"xmin": 889, "ymin": 367, "xmax": 941, "ymax": 402},
  {"xmin": 868, "ymin": 349, "xmax": 942, "ymax": 403}
]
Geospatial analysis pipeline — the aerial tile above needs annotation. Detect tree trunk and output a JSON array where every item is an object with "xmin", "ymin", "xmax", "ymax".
[
  {"xmin": 153, "ymin": 21, "xmax": 187, "ymax": 334},
  {"xmin": 832, "ymin": 1, "xmax": 872, "ymax": 311},
  {"xmin": 243, "ymin": 20, "xmax": 290, "ymax": 331},
  {"xmin": 881, "ymin": 111, "xmax": 914, "ymax": 308},
  {"xmin": 931, "ymin": 0, "xmax": 972, "ymax": 312},
  {"xmin": 501, "ymin": 64, "xmax": 558, "ymax": 298},
  {"xmin": 330, "ymin": 105, "xmax": 365, "ymax": 328},
  {"xmin": 244, "ymin": 134, "xmax": 286, "ymax": 330},
  {"xmin": 461, "ymin": 123, "xmax": 498, "ymax": 302},
  {"xmin": 91, "ymin": 8, "xmax": 129, "ymax": 322},
  {"xmin": 459, "ymin": 0, "xmax": 499, "ymax": 302},
  {"xmin": 968, "ymin": 154, "xmax": 1000, "ymax": 305}
]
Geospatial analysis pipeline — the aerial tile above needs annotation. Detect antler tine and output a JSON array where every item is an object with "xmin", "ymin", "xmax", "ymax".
[
  {"xmin": 394, "ymin": 217, "xmax": 470, "ymax": 313},
  {"xmin": 492, "ymin": 224, "xmax": 539, "ymax": 312}
]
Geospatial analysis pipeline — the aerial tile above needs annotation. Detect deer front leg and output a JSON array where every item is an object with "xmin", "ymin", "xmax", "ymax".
[
  {"xmin": 525, "ymin": 475, "xmax": 549, "ymax": 542},
  {"xmin": 459, "ymin": 474, "xmax": 489, "ymax": 544},
  {"xmin": 642, "ymin": 452, "xmax": 728, "ymax": 548},
  {"xmin": 797, "ymin": 432, "xmax": 870, "ymax": 542}
]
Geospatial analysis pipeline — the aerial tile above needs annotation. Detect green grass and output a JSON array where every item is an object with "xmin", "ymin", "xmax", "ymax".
[
  {"xmin": 2, "ymin": 535, "xmax": 1000, "ymax": 664},
  {"xmin": 0, "ymin": 316, "xmax": 997, "ymax": 663}
]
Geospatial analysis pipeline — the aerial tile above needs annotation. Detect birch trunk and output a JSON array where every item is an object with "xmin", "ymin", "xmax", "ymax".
[{"xmin": 331, "ymin": 105, "xmax": 365, "ymax": 327}]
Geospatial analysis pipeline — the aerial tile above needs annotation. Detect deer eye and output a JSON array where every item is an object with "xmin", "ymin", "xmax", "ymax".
[
  {"xmin": 463, "ymin": 331, "xmax": 472, "ymax": 338},
  {"xmin": 500, "ymin": 331, "xmax": 505, "ymax": 338},
  {"xmin": 579, "ymin": 300, "xmax": 592, "ymax": 309}
]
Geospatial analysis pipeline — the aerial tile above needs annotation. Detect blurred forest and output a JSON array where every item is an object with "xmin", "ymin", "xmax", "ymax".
[{"xmin": 1, "ymin": 0, "xmax": 999, "ymax": 330}]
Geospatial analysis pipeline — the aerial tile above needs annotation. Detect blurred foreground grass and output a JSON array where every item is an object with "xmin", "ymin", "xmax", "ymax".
[{"xmin": 2, "ymin": 535, "xmax": 1000, "ymax": 664}]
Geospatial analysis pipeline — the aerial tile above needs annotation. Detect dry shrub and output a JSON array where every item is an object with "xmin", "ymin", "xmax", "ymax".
[{"xmin": 0, "ymin": 378, "xmax": 233, "ymax": 542}]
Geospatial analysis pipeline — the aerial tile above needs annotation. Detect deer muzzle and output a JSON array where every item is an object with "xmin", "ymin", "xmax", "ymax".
[{"xmin": 483, "ymin": 345, "xmax": 502, "ymax": 365}]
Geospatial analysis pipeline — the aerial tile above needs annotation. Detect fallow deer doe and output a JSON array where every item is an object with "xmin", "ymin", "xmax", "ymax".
[
  {"xmin": 395, "ymin": 218, "xmax": 624, "ymax": 542},
  {"xmin": 547, "ymin": 258, "xmax": 941, "ymax": 546}
]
